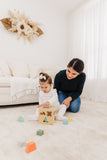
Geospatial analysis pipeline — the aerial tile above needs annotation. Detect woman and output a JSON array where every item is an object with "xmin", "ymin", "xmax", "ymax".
[{"xmin": 54, "ymin": 58, "xmax": 86, "ymax": 113}]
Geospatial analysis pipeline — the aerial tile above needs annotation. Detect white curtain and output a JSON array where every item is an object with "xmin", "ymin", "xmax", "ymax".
[{"xmin": 68, "ymin": 0, "xmax": 107, "ymax": 102}]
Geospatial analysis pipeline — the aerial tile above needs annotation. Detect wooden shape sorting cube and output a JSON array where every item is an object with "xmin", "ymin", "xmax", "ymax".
[
  {"xmin": 25, "ymin": 141, "xmax": 36, "ymax": 153},
  {"xmin": 39, "ymin": 106, "xmax": 57, "ymax": 125}
]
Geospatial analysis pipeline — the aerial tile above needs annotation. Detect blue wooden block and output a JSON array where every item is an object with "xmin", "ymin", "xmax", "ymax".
[
  {"xmin": 18, "ymin": 117, "xmax": 24, "ymax": 122},
  {"xmin": 63, "ymin": 120, "xmax": 68, "ymax": 125}
]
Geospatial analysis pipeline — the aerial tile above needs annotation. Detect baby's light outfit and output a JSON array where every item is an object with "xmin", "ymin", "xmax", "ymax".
[{"xmin": 29, "ymin": 89, "xmax": 67, "ymax": 121}]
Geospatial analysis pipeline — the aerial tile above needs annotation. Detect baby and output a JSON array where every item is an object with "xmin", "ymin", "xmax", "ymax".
[{"xmin": 29, "ymin": 72, "xmax": 67, "ymax": 121}]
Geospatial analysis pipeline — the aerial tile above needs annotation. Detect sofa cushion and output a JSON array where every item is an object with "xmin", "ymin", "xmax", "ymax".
[
  {"xmin": 0, "ymin": 62, "xmax": 11, "ymax": 77},
  {"xmin": 8, "ymin": 62, "xmax": 29, "ymax": 78}
]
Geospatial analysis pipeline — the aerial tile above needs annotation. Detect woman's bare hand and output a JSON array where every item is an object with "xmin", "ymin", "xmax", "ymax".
[{"xmin": 62, "ymin": 97, "xmax": 72, "ymax": 108}]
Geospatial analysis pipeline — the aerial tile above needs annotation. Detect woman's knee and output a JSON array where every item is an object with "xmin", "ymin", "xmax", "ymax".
[{"xmin": 68, "ymin": 97, "xmax": 81, "ymax": 113}]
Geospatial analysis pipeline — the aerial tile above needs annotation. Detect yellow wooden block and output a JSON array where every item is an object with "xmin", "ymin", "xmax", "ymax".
[
  {"xmin": 38, "ymin": 106, "xmax": 57, "ymax": 125},
  {"xmin": 68, "ymin": 118, "xmax": 73, "ymax": 122}
]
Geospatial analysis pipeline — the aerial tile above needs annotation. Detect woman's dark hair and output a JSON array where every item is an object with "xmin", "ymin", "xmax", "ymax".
[
  {"xmin": 39, "ymin": 72, "xmax": 52, "ymax": 84},
  {"xmin": 67, "ymin": 58, "xmax": 84, "ymax": 73}
]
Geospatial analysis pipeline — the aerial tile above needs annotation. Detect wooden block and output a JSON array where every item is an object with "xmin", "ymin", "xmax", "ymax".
[
  {"xmin": 63, "ymin": 120, "xmax": 68, "ymax": 125},
  {"xmin": 25, "ymin": 141, "xmax": 36, "ymax": 153},
  {"xmin": 38, "ymin": 106, "xmax": 57, "ymax": 125},
  {"xmin": 68, "ymin": 118, "xmax": 73, "ymax": 122},
  {"xmin": 37, "ymin": 129, "xmax": 44, "ymax": 136}
]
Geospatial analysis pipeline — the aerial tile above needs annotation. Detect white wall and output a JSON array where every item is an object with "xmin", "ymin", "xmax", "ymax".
[{"xmin": 0, "ymin": 0, "xmax": 67, "ymax": 68}]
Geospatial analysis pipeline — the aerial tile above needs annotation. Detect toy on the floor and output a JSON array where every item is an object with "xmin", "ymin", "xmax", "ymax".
[
  {"xmin": 68, "ymin": 118, "xmax": 73, "ymax": 122},
  {"xmin": 18, "ymin": 116, "xmax": 24, "ymax": 122},
  {"xmin": 63, "ymin": 120, "xmax": 69, "ymax": 125},
  {"xmin": 36, "ymin": 129, "xmax": 44, "ymax": 136},
  {"xmin": 39, "ymin": 106, "xmax": 57, "ymax": 125},
  {"xmin": 25, "ymin": 141, "xmax": 37, "ymax": 153}
]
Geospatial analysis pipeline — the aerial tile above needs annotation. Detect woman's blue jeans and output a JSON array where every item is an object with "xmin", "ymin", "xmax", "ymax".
[{"xmin": 58, "ymin": 91, "xmax": 81, "ymax": 113}]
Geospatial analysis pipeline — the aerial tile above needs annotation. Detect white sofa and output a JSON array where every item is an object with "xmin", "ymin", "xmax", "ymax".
[
  {"xmin": 0, "ymin": 61, "xmax": 61, "ymax": 106},
  {"xmin": 0, "ymin": 77, "xmax": 39, "ymax": 105}
]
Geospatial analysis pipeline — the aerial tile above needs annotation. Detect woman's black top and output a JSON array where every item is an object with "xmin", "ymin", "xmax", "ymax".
[{"xmin": 54, "ymin": 70, "xmax": 86, "ymax": 101}]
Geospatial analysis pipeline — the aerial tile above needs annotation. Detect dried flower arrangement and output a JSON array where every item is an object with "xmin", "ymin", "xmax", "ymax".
[{"xmin": 0, "ymin": 10, "xmax": 43, "ymax": 42}]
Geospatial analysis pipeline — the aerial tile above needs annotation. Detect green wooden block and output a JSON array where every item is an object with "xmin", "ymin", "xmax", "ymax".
[{"xmin": 37, "ymin": 129, "xmax": 44, "ymax": 136}]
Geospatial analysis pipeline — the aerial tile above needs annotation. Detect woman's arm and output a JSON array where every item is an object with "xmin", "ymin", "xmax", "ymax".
[
  {"xmin": 68, "ymin": 73, "xmax": 86, "ymax": 101},
  {"xmin": 62, "ymin": 74, "xmax": 86, "ymax": 108},
  {"xmin": 62, "ymin": 97, "xmax": 72, "ymax": 108}
]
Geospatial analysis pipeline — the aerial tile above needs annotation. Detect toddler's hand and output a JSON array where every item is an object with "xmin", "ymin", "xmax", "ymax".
[
  {"xmin": 43, "ymin": 101, "xmax": 50, "ymax": 108},
  {"xmin": 38, "ymin": 104, "xmax": 44, "ymax": 107},
  {"xmin": 38, "ymin": 102, "xmax": 50, "ymax": 108}
]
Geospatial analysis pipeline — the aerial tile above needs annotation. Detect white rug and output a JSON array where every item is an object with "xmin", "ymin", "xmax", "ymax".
[{"xmin": 0, "ymin": 99, "xmax": 107, "ymax": 160}]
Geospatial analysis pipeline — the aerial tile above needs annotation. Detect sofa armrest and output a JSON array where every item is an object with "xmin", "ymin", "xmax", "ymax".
[{"xmin": 0, "ymin": 77, "xmax": 10, "ymax": 87}]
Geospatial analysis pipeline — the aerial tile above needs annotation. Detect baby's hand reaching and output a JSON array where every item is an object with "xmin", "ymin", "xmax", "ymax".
[
  {"xmin": 38, "ymin": 101, "xmax": 50, "ymax": 108},
  {"xmin": 38, "ymin": 104, "xmax": 44, "ymax": 107},
  {"xmin": 44, "ymin": 101, "xmax": 50, "ymax": 107}
]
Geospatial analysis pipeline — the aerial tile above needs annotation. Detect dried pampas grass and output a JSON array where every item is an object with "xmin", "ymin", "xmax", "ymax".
[{"xmin": 0, "ymin": 10, "xmax": 44, "ymax": 42}]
